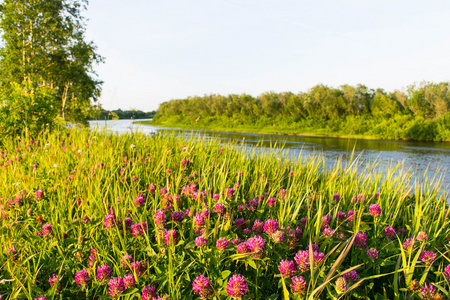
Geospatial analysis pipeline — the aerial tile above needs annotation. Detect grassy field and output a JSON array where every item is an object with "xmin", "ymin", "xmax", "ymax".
[{"xmin": 0, "ymin": 128, "xmax": 449, "ymax": 299}]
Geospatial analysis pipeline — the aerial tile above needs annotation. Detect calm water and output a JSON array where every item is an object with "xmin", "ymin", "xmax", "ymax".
[{"xmin": 89, "ymin": 119, "xmax": 450, "ymax": 195}]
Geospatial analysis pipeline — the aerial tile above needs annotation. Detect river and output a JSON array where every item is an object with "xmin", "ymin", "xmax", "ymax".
[{"xmin": 89, "ymin": 119, "xmax": 450, "ymax": 196}]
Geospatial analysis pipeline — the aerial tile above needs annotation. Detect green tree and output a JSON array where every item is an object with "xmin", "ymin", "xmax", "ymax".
[
  {"xmin": 0, "ymin": 82, "xmax": 58, "ymax": 136},
  {"xmin": 0, "ymin": 0, "xmax": 103, "ymax": 123}
]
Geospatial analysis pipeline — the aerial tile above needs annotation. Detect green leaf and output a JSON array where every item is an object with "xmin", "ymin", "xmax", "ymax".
[
  {"xmin": 221, "ymin": 270, "xmax": 231, "ymax": 279},
  {"xmin": 247, "ymin": 258, "xmax": 257, "ymax": 269}
]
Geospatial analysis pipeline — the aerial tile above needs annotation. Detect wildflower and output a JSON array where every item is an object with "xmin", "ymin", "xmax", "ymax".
[
  {"xmin": 321, "ymin": 215, "xmax": 332, "ymax": 228},
  {"xmin": 225, "ymin": 188, "xmax": 234, "ymax": 199},
  {"xmin": 213, "ymin": 203, "xmax": 226, "ymax": 215},
  {"xmin": 142, "ymin": 285, "xmax": 157, "ymax": 300},
  {"xmin": 154, "ymin": 209, "xmax": 166, "ymax": 228},
  {"xmin": 343, "ymin": 270, "xmax": 358, "ymax": 281},
  {"xmin": 335, "ymin": 277, "xmax": 348, "ymax": 293},
  {"xmin": 278, "ymin": 260, "xmax": 296, "ymax": 277},
  {"xmin": 420, "ymin": 283, "xmax": 436, "ymax": 300},
  {"xmin": 124, "ymin": 217, "xmax": 133, "ymax": 228},
  {"xmin": 148, "ymin": 184, "xmax": 156, "ymax": 194},
  {"xmin": 42, "ymin": 224, "xmax": 53, "ymax": 236},
  {"xmin": 195, "ymin": 236, "xmax": 207, "ymax": 247},
  {"xmin": 333, "ymin": 193, "xmax": 340, "ymax": 201},
  {"xmin": 347, "ymin": 210, "xmax": 357, "ymax": 222},
  {"xmin": 272, "ymin": 230, "xmax": 285, "ymax": 243},
  {"xmin": 48, "ymin": 274, "xmax": 59, "ymax": 287},
  {"xmin": 264, "ymin": 219, "xmax": 279, "ymax": 234},
  {"xmin": 294, "ymin": 250, "xmax": 324, "ymax": 272},
  {"xmin": 367, "ymin": 248, "xmax": 378, "ymax": 259},
  {"xmin": 267, "ymin": 197, "xmax": 276, "ymax": 207},
  {"xmin": 396, "ymin": 228, "xmax": 407, "ymax": 235},
  {"xmin": 409, "ymin": 279, "xmax": 421, "ymax": 291},
  {"xmin": 443, "ymin": 264, "xmax": 450, "ymax": 278},
  {"xmin": 130, "ymin": 261, "xmax": 142, "ymax": 276},
  {"xmin": 369, "ymin": 203, "xmax": 381, "ymax": 216},
  {"xmin": 87, "ymin": 248, "xmax": 98, "ymax": 268},
  {"xmin": 234, "ymin": 218, "xmax": 245, "ymax": 230},
  {"xmin": 434, "ymin": 293, "xmax": 446, "ymax": 300},
  {"xmin": 354, "ymin": 232, "xmax": 368, "ymax": 249},
  {"xmin": 75, "ymin": 269, "xmax": 90, "ymax": 287},
  {"xmin": 120, "ymin": 253, "xmax": 133, "ymax": 269},
  {"xmin": 103, "ymin": 214, "xmax": 116, "ymax": 229},
  {"xmin": 245, "ymin": 199, "xmax": 259, "ymax": 212},
  {"xmin": 291, "ymin": 276, "xmax": 307, "ymax": 295},
  {"xmin": 108, "ymin": 277, "xmax": 125, "ymax": 297},
  {"xmin": 417, "ymin": 231, "xmax": 428, "ymax": 241},
  {"xmin": 96, "ymin": 264, "xmax": 113, "ymax": 283},
  {"xmin": 336, "ymin": 211, "xmax": 346, "ymax": 221},
  {"xmin": 323, "ymin": 227, "xmax": 334, "ymax": 238},
  {"xmin": 35, "ymin": 188, "xmax": 44, "ymax": 199},
  {"xmin": 226, "ymin": 274, "xmax": 248, "ymax": 298},
  {"xmin": 403, "ymin": 238, "xmax": 414, "ymax": 251},
  {"xmin": 133, "ymin": 194, "xmax": 146, "ymax": 207},
  {"xmin": 164, "ymin": 229, "xmax": 177, "ymax": 246},
  {"xmin": 82, "ymin": 216, "xmax": 91, "ymax": 224},
  {"xmin": 171, "ymin": 211, "xmax": 183, "ymax": 222},
  {"xmin": 216, "ymin": 237, "xmax": 229, "ymax": 250},
  {"xmin": 131, "ymin": 222, "xmax": 148, "ymax": 237},
  {"xmin": 199, "ymin": 208, "xmax": 210, "ymax": 219},
  {"xmin": 231, "ymin": 237, "xmax": 242, "ymax": 245},
  {"xmin": 249, "ymin": 220, "xmax": 263, "ymax": 233},
  {"xmin": 247, "ymin": 235, "xmax": 265, "ymax": 259},
  {"xmin": 123, "ymin": 274, "xmax": 135, "ymax": 288},
  {"xmin": 420, "ymin": 251, "xmax": 436, "ymax": 265},
  {"xmin": 213, "ymin": 193, "xmax": 220, "ymax": 201},
  {"xmin": 279, "ymin": 189, "xmax": 287, "ymax": 199},
  {"xmin": 192, "ymin": 274, "xmax": 213, "ymax": 299},
  {"xmin": 243, "ymin": 228, "xmax": 251, "ymax": 234},
  {"xmin": 385, "ymin": 226, "xmax": 396, "ymax": 239},
  {"xmin": 34, "ymin": 297, "xmax": 46, "ymax": 300}
]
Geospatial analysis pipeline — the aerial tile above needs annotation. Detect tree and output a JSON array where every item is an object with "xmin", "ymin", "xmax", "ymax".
[{"xmin": 0, "ymin": 0, "xmax": 103, "ymax": 123}]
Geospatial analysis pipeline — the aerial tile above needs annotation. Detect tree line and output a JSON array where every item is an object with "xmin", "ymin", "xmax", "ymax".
[
  {"xmin": 91, "ymin": 109, "xmax": 156, "ymax": 120},
  {"xmin": 153, "ymin": 82, "xmax": 450, "ymax": 141}
]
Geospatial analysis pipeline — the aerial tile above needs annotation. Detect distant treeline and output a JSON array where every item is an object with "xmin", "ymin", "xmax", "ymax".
[
  {"xmin": 90, "ymin": 109, "xmax": 156, "ymax": 120},
  {"xmin": 152, "ymin": 82, "xmax": 450, "ymax": 141}
]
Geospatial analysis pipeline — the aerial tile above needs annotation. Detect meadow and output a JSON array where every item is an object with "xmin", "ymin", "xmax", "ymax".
[{"xmin": 0, "ymin": 128, "xmax": 449, "ymax": 300}]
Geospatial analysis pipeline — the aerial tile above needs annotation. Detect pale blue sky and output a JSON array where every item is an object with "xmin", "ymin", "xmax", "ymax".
[{"xmin": 85, "ymin": 0, "xmax": 450, "ymax": 111}]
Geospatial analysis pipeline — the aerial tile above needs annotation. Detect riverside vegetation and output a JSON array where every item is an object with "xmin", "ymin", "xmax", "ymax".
[
  {"xmin": 143, "ymin": 82, "xmax": 450, "ymax": 142},
  {"xmin": 0, "ymin": 128, "xmax": 449, "ymax": 300}
]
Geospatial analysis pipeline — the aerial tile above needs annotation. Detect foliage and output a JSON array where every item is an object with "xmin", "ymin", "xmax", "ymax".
[
  {"xmin": 90, "ymin": 108, "xmax": 157, "ymax": 120},
  {"xmin": 151, "ymin": 82, "xmax": 450, "ymax": 141},
  {"xmin": 0, "ymin": 129, "xmax": 449, "ymax": 299},
  {"xmin": 0, "ymin": 0, "xmax": 103, "ymax": 123},
  {"xmin": 0, "ymin": 82, "xmax": 58, "ymax": 137}
]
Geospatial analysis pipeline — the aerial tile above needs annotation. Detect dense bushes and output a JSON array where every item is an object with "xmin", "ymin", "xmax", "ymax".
[
  {"xmin": 151, "ymin": 82, "xmax": 450, "ymax": 141},
  {"xmin": 0, "ymin": 82, "xmax": 59, "ymax": 137}
]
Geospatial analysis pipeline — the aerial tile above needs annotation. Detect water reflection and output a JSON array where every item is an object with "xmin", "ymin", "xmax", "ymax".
[{"xmin": 89, "ymin": 119, "xmax": 449, "ymax": 194}]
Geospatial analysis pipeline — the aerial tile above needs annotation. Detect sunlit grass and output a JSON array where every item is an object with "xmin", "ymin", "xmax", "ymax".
[{"xmin": 0, "ymin": 128, "xmax": 448, "ymax": 299}]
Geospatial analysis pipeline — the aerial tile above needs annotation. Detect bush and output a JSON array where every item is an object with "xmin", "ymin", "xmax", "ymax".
[{"xmin": 0, "ymin": 82, "xmax": 58, "ymax": 137}]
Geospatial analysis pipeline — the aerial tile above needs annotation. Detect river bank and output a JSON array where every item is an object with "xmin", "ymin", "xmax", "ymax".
[
  {"xmin": 135, "ymin": 119, "xmax": 447, "ymax": 142},
  {"xmin": 90, "ymin": 119, "xmax": 450, "ymax": 192},
  {"xmin": 135, "ymin": 120, "xmax": 383, "ymax": 141}
]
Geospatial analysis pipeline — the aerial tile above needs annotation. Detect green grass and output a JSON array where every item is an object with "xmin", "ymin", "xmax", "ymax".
[
  {"xmin": 133, "ymin": 120, "xmax": 387, "ymax": 141},
  {"xmin": 0, "ymin": 128, "xmax": 448, "ymax": 299}
]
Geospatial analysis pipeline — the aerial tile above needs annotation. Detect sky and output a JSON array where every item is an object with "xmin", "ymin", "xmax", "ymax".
[{"xmin": 84, "ymin": 0, "xmax": 450, "ymax": 112}]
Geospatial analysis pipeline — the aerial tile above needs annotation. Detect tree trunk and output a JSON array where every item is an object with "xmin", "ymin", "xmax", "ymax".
[{"xmin": 61, "ymin": 83, "xmax": 69, "ymax": 119}]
